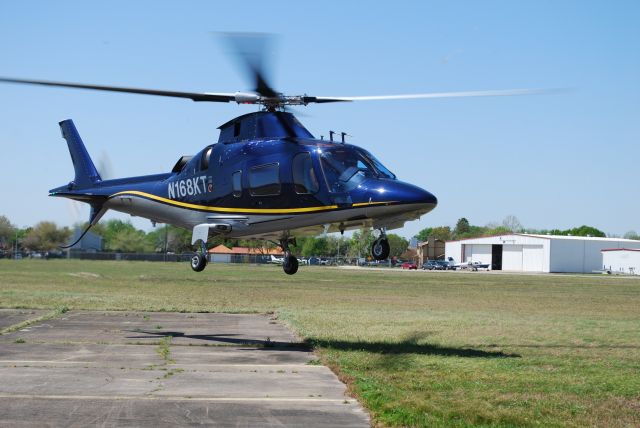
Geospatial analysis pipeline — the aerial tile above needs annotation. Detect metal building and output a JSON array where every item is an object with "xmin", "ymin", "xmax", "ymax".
[
  {"xmin": 416, "ymin": 238, "xmax": 446, "ymax": 266},
  {"xmin": 601, "ymin": 248, "xmax": 640, "ymax": 275},
  {"xmin": 67, "ymin": 228, "xmax": 103, "ymax": 252},
  {"xmin": 445, "ymin": 234, "xmax": 640, "ymax": 273}
]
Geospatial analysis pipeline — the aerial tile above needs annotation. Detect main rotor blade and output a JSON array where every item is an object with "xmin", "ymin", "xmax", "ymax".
[
  {"xmin": 312, "ymin": 88, "xmax": 561, "ymax": 103},
  {"xmin": 0, "ymin": 77, "xmax": 237, "ymax": 102},
  {"xmin": 221, "ymin": 32, "xmax": 279, "ymax": 98}
]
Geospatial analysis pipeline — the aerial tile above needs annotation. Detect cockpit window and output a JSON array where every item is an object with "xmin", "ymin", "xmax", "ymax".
[
  {"xmin": 358, "ymin": 148, "xmax": 396, "ymax": 179},
  {"xmin": 319, "ymin": 147, "xmax": 395, "ymax": 193},
  {"xmin": 292, "ymin": 152, "xmax": 319, "ymax": 194},
  {"xmin": 320, "ymin": 148, "xmax": 374, "ymax": 193}
]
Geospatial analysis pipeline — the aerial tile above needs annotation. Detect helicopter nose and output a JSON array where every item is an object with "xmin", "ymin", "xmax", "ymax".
[
  {"xmin": 391, "ymin": 181, "xmax": 437, "ymax": 207},
  {"xmin": 359, "ymin": 179, "xmax": 437, "ymax": 212},
  {"xmin": 417, "ymin": 188, "xmax": 438, "ymax": 206},
  {"xmin": 422, "ymin": 190, "xmax": 438, "ymax": 207}
]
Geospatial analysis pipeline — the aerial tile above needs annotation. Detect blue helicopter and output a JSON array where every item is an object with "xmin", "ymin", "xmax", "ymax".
[{"xmin": 0, "ymin": 38, "xmax": 543, "ymax": 275}]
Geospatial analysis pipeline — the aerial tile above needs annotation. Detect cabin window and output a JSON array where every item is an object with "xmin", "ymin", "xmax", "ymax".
[
  {"xmin": 232, "ymin": 170, "xmax": 242, "ymax": 197},
  {"xmin": 292, "ymin": 152, "xmax": 319, "ymax": 194},
  {"xmin": 249, "ymin": 163, "xmax": 280, "ymax": 196},
  {"xmin": 200, "ymin": 147, "xmax": 213, "ymax": 171}
]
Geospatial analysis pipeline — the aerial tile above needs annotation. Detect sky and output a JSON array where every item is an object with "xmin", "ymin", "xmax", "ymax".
[{"xmin": 0, "ymin": 1, "xmax": 639, "ymax": 239}]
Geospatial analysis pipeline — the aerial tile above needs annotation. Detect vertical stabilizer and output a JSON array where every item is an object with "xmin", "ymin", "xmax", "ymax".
[{"xmin": 59, "ymin": 119, "xmax": 101, "ymax": 188}]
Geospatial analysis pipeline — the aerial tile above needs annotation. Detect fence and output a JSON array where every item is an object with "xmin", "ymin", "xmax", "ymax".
[
  {"xmin": 16, "ymin": 251, "xmax": 377, "ymax": 267},
  {"xmin": 68, "ymin": 251, "xmax": 275, "ymax": 264}
]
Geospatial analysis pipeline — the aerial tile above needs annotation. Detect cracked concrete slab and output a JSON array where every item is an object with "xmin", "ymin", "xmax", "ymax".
[
  {"xmin": 0, "ymin": 311, "xmax": 296, "ymax": 346},
  {"xmin": 1, "ymin": 397, "xmax": 367, "ymax": 427},
  {"xmin": 0, "ymin": 311, "xmax": 369, "ymax": 427},
  {"xmin": 0, "ymin": 309, "xmax": 47, "ymax": 330}
]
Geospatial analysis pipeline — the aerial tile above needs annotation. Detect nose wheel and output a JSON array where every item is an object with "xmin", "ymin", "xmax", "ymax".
[
  {"xmin": 280, "ymin": 238, "xmax": 299, "ymax": 275},
  {"xmin": 371, "ymin": 231, "xmax": 390, "ymax": 260}
]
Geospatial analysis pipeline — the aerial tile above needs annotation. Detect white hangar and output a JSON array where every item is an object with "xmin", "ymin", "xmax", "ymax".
[{"xmin": 445, "ymin": 234, "xmax": 640, "ymax": 273}]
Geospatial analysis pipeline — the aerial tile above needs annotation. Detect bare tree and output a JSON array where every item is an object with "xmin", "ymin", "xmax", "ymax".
[{"xmin": 502, "ymin": 215, "xmax": 523, "ymax": 232}]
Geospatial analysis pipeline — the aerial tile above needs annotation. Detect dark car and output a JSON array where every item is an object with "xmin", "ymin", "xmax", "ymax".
[
  {"xmin": 423, "ymin": 260, "xmax": 451, "ymax": 270},
  {"xmin": 422, "ymin": 260, "xmax": 440, "ymax": 270},
  {"xmin": 401, "ymin": 261, "xmax": 418, "ymax": 270}
]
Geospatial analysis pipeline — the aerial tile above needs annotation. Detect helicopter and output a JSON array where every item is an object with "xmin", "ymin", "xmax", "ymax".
[{"xmin": 0, "ymin": 36, "xmax": 546, "ymax": 275}]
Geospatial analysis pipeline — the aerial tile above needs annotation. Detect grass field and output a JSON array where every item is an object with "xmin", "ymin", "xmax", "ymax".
[{"xmin": 1, "ymin": 259, "xmax": 639, "ymax": 427}]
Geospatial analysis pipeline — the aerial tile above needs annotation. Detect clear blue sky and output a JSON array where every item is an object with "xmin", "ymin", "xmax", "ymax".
[{"xmin": 1, "ymin": 1, "xmax": 639, "ymax": 238}]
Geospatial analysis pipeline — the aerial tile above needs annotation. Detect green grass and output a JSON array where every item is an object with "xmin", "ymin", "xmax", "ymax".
[{"xmin": 1, "ymin": 259, "xmax": 639, "ymax": 427}]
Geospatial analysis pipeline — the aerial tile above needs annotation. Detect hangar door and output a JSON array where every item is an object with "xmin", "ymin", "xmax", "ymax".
[
  {"xmin": 502, "ymin": 245, "xmax": 522, "ymax": 271},
  {"xmin": 463, "ymin": 244, "xmax": 492, "ymax": 265},
  {"xmin": 522, "ymin": 245, "xmax": 544, "ymax": 272},
  {"xmin": 502, "ymin": 245, "xmax": 544, "ymax": 272}
]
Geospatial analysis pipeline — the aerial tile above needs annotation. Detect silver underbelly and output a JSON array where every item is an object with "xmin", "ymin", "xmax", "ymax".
[{"xmin": 106, "ymin": 195, "xmax": 435, "ymax": 239}]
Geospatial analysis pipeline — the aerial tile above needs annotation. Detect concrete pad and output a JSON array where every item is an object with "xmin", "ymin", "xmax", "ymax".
[
  {"xmin": 0, "ymin": 311, "xmax": 297, "ymax": 346},
  {"xmin": 0, "ymin": 398, "xmax": 368, "ymax": 427},
  {"xmin": 0, "ymin": 311, "xmax": 369, "ymax": 427},
  {"xmin": 0, "ymin": 309, "xmax": 47, "ymax": 330},
  {"xmin": 0, "ymin": 343, "xmax": 310, "ymax": 368},
  {"xmin": 0, "ymin": 342, "xmax": 165, "ymax": 369}
]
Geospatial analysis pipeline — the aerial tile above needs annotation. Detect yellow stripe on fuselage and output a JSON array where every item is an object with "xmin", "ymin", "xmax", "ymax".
[
  {"xmin": 109, "ymin": 190, "xmax": 397, "ymax": 215},
  {"xmin": 352, "ymin": 201, "xmax": 395, "ymax": 207}
]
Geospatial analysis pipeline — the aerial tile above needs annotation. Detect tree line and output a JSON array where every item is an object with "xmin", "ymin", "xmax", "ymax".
[
  {"xmin": 415, "ymin": 215, "xmax": 640, "ymax": 242},
  {"xmin": 3, "ymin": 213, "xmax": 638, "ymax": 257},
  {"xmin": 0, "ymin": 215, "xmax": 410, "ymax": 258}
]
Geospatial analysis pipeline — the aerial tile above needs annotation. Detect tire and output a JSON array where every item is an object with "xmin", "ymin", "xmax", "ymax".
[
  {"xmin": 371, "ymin": 238, "xmax": 390, "ymax": 261},
  {"xmin": 190, "ymin": 253, "xmax": 207, "ymax": 272},
  {"xmin": 283, "ymin": 255, "xmax": 299, "ymax": 275}
]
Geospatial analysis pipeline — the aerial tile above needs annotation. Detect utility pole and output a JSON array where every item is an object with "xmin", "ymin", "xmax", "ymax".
[
  {"xmin": 164, "ymin": 224, "xmax": 168, "ymax": 262},
  {"xmin": 14, "ymin": 228, "xmax": 18, "ymax": 260}
]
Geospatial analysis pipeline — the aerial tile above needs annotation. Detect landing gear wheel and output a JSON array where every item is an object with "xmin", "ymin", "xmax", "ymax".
[
  {"xmin": 283, "ymin": 252, "xmax": 299, "ymax": 275},
  {"xmin": 190, "ymin": 253, "xmax": 207, "ymax": 272},
  {"xmin": 371, "ymin": 238, "xmax": 390, "ymax": 260}
]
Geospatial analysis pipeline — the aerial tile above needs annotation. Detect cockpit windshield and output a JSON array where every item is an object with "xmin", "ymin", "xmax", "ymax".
[
  {"xmin": 319, "ymin": 146, "xmax": 395, "ymax": 193},
  {"xmin": 358, "ymin": 148, "xmax": 396, "ymax": 180}
]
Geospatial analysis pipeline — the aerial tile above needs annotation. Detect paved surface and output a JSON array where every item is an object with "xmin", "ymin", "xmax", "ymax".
[
  {"xmin": 0, "ymin": 311, "xmax": 369, "ymax": 427},
  {"xmin": 0, "ymin": 309, "xmax": 47, "ymax": 330}
]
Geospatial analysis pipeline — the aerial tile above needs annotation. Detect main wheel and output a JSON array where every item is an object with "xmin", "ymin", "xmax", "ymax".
[
  {"xmin": 283, "ymin": 255, "xmax": 299, "ymax": 275},
  {"xmin": 190, "ymin": 253, "xmax": 207, "ymax": 272},
  {"xmin": 371, "ymin": 238, "xmax": 390, "ymax": 261}
]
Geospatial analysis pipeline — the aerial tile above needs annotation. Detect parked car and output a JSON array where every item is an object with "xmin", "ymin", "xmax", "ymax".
[
  {"xmin": 44, "ymin": 251, "xmax": 66, "ymax": 259},
  {"xmin": 422, "ymin": 260, "xmax": 441, "ymax": 270},
  {"xmin": 441, "ymin": 260, "xmax": 455, "ymax": 270},
  {"xmin": 423, "ymin": 260, "xmax": 451, "ymax": 270},
  {"xmin": 401, "ymin": 261, "xmax": 418, "ymax": 270}
]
